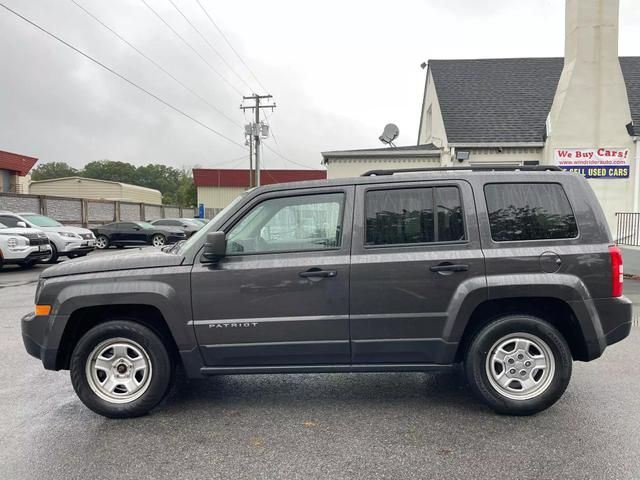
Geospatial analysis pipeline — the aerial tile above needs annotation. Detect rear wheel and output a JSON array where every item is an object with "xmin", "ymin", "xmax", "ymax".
[
  {"xmin": 152, "ymin": 234, "xmax": 166, "ymax": 247},
  {"xmin": 95, "ymin": 235, "xmax": 109, "ymax": 250},
  {"xmin": 464, "ymin": 315, "xmax": 572, "ymax": 415},
  {"xmin": 70, "ymin": 320, "xmax": 174, "ymax": 418}
]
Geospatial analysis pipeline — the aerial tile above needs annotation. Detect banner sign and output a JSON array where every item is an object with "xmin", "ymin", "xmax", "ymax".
[{"xmin": 555, "ymin": 148, "xmax": 630, "ymax": 179}]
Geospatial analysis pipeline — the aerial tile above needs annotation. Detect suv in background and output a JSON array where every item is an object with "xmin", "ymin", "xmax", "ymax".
[
  {"xmin": 0, "ymin": 221, "xmax": 51, "ymax": 269},
  {"xmin": 21, "ymin": 167, "xmax": 632, "ymax": 418},
  {"xmin": 0, "ymin": 212, "xmax": 95, "ymax": 263}
]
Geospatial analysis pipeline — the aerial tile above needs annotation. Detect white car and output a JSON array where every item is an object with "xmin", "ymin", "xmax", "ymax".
[
  {"xmin": 0, "ymin": 211, "xmax": 95, "ymax": 263},
  {"xmin": 0, "ymin": 221, "xmax": 51, "ymax": 269}
]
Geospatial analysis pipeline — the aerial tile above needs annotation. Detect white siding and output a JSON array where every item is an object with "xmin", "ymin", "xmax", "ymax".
[
  {"xmin": 325, "ymin": 157, "xmax": 441, "ymax": 179},
  {"xmin": 197, "ymin": 186, "xmax": 246, "ymax": 210}
]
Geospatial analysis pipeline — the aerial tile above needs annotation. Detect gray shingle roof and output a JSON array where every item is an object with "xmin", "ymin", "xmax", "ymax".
[{"xmin": 429, "ymin": 57, "xmax": 640, "ymax": 143}]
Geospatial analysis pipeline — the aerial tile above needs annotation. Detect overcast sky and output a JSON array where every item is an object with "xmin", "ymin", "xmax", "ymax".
[{"xmin": 1, "ymin": 0, "xmax": 639, "ymax": 172}]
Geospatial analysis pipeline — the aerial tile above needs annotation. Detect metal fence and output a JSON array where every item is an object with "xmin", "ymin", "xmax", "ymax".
[
  {"xmin": 616, "ymin": 212, "xmax": 640, "ymax": 246},
  {"xmin": 0, "ymin": 192, "xmax": 197, "ymax": 228}
]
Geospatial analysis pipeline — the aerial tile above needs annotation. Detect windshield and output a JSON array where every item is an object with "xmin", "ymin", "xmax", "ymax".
[
  {"xmin": 174, "ymin": 193, "xmax": 246, "ymax": 255},
  {"xmin": 22, "ymin": 214, "xmax": 62, "ymax": 227},
  {"xmin": 136, "ymin": 222, "xmax": 156, "ymax": 229}
]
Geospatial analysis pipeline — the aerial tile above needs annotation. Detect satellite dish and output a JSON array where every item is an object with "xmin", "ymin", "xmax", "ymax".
[{"xmin": 379, "ymin": 123, "xmax": 399, "ymax": 147}]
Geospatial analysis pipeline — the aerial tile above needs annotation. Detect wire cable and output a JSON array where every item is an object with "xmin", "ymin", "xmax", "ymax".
[
  {"xmin": 140, "ymin": 0, "xmax": 243, "ymax": 96},
  {"xmin": 0, "ymin": 1, "xmax": 246, "ymax": 149},
  {"xmin": 69, "ymin": 0, "xmax": 242, "ymax": 129},
  {"xmin": 167, "ymin": 0, "xmax": 254, "ymax": 93},
  {"xmin": 195, "ymin": 0, "xmax": 269, "ymax": 94}
]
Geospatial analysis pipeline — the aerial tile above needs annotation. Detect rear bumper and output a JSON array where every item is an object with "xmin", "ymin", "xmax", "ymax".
[{"xmin": 580, "ymin": 296, "xmax": 633, "ymax": 361}]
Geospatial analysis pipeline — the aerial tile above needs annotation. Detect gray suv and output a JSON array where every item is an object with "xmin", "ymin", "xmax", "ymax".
[{"xmin": 21, "ymin": 167, "xmax": 632, "ymax": 418}]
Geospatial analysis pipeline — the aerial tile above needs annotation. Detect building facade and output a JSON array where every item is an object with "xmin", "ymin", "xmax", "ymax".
[
  {"xmin": 193, "ymin": 168, "xmax": 327, "ymax": 216},
  {"xmin": 324, "ymin": 0, "xmax": 639, "ymax": 233},
  {"xmin": 0, "ymin": 150, "xmax": 37, "ymax": 194},
  {"xmin": 29, "ymin": 176, "xmax": 162, "ymax": 204}
]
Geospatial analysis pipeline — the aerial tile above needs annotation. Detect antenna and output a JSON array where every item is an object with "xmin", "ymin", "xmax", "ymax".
[{"xmin": 379, "ymin": 123, "xmax": 399, "ymax": 147}]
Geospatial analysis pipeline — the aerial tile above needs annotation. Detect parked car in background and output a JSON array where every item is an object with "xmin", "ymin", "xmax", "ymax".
[
  {"xmin": 91, "ymin": 221, "xmax": 187, "ymax": 249},
  {"xmin": 150, "ymin": 218, "xmax": 202, "ymax": 237},
  {"xmin": 0, "ymin": 221, "xmax": 51, "ymax": 269},
  {"xmin": 192, "ymin": 218, "xmax": 208, "ymax": 226},
  {"xmin": 0, "ymin": 211, "xmax": 95, "ymax": 263}
]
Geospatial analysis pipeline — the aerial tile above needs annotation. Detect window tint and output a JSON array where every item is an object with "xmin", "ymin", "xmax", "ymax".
[
  {"xmin": 226, "ymin": 193, "xmax": 344, "ymax": 254},
  {"xmin": 484, "ymin": 183, "xmax": 578, "ymax": 242},
  {"xmin": 0, "ymin": 215, "xmax": 19, "ymax": 227},
  {"xmin": 365, "ymin": 187, "xmax": 465, "ymax": 246}
]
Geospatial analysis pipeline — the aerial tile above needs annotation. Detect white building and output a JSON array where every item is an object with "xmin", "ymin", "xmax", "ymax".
[
  {"xmin": 0, "ymin": 149, "xmax": 37, "ymax": 194},
  {"xmin": 29, "ymin": 177, "xmax": 162, "ymax": 204},
  {"xmin": 323, "ymin": 0, "xmax": 640, "ymax": 233}
]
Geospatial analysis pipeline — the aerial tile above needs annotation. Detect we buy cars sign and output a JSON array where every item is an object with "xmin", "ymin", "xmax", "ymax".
[{"xmin": 555, "ymin": 147, "xmax": 630, "ymax": 178}]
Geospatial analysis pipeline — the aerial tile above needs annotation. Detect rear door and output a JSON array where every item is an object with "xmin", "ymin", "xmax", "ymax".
[{"xmin": 349, "ymin": 180, "xmax": 486, "ymax": 364}]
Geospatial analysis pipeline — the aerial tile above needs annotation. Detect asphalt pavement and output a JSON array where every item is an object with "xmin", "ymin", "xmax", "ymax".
[{"xmin": 1, "ymin": 254, "xmax": 639, "ymax": 480}]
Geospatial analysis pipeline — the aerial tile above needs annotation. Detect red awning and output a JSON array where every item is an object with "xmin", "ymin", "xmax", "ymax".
[
  {"xmin": 193, "ymin": 168, "xmax": 326, "ymax": 187},
  {"xmin": 0, "ymin": 150, "xmax": 38, "ymax": 176}
]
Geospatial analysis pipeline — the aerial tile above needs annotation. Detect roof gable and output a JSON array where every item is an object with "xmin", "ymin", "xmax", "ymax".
[
  {"xmin": 0, "ymin": 149, "xmax": 38, "ymax": 176},
  {"xmin": 428, "ymin": 57, "xmax": 640, "ymax": 144}
]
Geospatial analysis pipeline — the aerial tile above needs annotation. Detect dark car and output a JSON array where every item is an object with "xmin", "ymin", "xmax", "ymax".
[
  {"xmin": 150, "ymin": 218, "xmax": 202, "ymax": 237},
  {"xmin": 91, "ymin": 221, "xmax": 186, "ymax": 249},
  {"xmin": 22, "ymin": 166, "xmax": 632, "ymax": 418}
]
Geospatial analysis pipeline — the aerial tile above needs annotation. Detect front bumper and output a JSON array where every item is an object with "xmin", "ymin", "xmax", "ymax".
[
  {"xmin": 3, "ymin": 246, "xmax": 51, "ymax": 264},
  {"xmin": 58, "ymin": 239, "xmax": 96, "ymax": 255},
  {"xmin": 21, "ymin": 312, "xmax": 59, "ymax": 369}
]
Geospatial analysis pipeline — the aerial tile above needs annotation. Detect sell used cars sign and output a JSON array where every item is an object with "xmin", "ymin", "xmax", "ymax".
[{"xmin": 555, "ymin": 147, "xmax": 630, "ymax": 178}]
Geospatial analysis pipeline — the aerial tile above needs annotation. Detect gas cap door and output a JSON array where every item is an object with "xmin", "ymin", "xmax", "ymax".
[{"xmin": 539, "ymin": 251, "xmax": 562, "ymax": 273}]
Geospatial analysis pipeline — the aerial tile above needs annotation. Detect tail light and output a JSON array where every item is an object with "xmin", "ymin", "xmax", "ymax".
[{"xmin": 609, "ymin": 245, "xmax": 623, "ymax": 297}]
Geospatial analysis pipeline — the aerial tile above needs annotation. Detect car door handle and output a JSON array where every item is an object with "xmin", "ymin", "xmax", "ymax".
[
  {"xmin": 429, "ymin": 263, "xmax": 469, "ymax": 273},
  {"xmin": 299, "ymin": 269, "xmax": 337, "ymax": 278}
]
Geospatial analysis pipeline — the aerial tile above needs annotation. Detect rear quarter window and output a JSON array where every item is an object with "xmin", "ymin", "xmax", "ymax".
[{"xmin": 484, "ymin": 183, "xmax": 578, "ymax": 242}]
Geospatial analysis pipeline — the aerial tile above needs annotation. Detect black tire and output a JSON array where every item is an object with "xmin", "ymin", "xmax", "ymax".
[
  {"xmin": 46, "ymin": 243, "xmax": 59, "ymax": 264},
  {"xmin": 70, "ymin": 320, "xmax": 174, "ymax": 418},
  {"xmin": 151, "ymin": 234, "xmax": 166, "ymax": 248},
  {"xmin": 96, "ymin": 235, "xmax": 109, "ymax": 250},
  {"xmin": 464, "ymin": 315, "xmax": 572, "ymax": 416}
]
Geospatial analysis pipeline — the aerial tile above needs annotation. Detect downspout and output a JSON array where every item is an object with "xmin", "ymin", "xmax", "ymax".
[{"xmin": 634, "ymin": 137, "xmax": 640, "ymax": 212}]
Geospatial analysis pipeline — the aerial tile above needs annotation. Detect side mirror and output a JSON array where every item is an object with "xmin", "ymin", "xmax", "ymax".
[
  {"xmin": 16, "ymin": 221, "xmax": 27, "ymax": 228},
  {"xmin": 202, "ymin": 231, "xmax": 226, "ymax": 262}
]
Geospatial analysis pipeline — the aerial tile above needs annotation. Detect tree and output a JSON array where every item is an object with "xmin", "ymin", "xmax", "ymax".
[
  {"xmin": 81, "ymin": 160, "xmax": 137, "ymax": 183},
  {"xmin": 31, "ymin": 162, "xmax": 78, "ymax": 181}
]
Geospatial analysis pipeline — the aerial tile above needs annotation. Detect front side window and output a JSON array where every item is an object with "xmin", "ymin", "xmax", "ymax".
[
  {"xmin": 484, "ymin": 183, "xmax": 578, "ymax": 241},
  {"xmin": 365, "ymin": 187, "xmax": 465, "ymax": 246},
  {"xmin": 0, "ymin": 215, "xmax": 19, "ymax": 228},
  {"xmin": 226, "ymin": 193, "xmax": 345, "ymax": 254}
]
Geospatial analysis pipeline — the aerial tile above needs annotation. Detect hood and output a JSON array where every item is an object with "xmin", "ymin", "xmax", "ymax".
[
  {"xmin": 0, "ymin": 227, "xmax": 45, "ymax": 237},
  {"xmin": 41, "ymin": 247, "xmax": 184, "ymax": 278}
]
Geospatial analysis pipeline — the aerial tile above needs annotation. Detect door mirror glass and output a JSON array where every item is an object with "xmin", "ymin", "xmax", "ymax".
[
  {"xmin": 202, "ymin": 231, "xmax": 226, "ymax": 262},
  {"xmin": 16, "ymin": 221, "xmax": 27, "ymax": 228}
]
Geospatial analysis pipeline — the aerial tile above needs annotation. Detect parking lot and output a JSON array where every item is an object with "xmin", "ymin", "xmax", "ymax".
[{"xmin": 0, "ymin": 251, "xmax": 639, "ymax": 480}]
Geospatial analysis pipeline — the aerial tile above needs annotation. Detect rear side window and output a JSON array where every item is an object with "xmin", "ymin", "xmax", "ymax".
[
  {"xmin": 365, "ymin": 187, "xmax": 465, "ymax": 246},
  {"xmin": 484, "ymin": 183, "xmax": 578, "ymax": 242}
]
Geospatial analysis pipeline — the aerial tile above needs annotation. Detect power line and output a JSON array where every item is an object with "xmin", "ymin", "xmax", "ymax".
[
  {"xmin": 167, "ymin": 0, "xmax": 254, "ymax": 93},
  {"xmin": 0, "ymin": 1, "xmax": 246, "ymax": 150},
  {"xmin": 140, "ymin": 0, "xmax": 244, "ymax": 97},
  {"xmin": 263, "ymin": 143, "xmax": 314, "ymax": 170},
  {"xmin": 69, "ymin": 0, "xmax": 242, "ymax": 129},
  {"xmin": 195, "ymin": 0, "xmax": 269, "ymax": 94}
]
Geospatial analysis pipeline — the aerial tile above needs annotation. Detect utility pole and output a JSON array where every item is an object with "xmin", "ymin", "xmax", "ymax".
[{"xmin": 241, "ymin": 94, "xmax": 275, "ymax": 187}]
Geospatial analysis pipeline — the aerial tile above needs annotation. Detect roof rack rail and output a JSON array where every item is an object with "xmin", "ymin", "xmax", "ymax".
[{"xmin": 361, "ymin": 165, "xmax": 563, "ymax": 176}]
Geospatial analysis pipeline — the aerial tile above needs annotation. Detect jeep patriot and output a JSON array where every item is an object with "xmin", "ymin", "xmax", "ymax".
[{"xmin": 21, "ymin": 167, "xmax": 632, "ymax": 418}]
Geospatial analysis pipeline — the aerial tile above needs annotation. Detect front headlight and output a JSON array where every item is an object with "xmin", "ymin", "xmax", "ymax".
[{"xmin": 58, "ymin": 231, "xmax": 81, "ymax": 239}]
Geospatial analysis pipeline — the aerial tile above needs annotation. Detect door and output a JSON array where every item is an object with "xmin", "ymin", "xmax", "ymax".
[
  {"xmin": 191, "ymin": 187, "xmax": 354, "ymax": 366},
  {"xmin": 117, "ymin": 222, "xmax": 146, "ymax": 244},
  {"xmin": 349, "ymin": 180, "xmax": 486, "ymax": 364}
]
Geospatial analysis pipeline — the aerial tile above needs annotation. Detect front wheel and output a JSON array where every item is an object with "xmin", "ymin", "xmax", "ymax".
[
  {"xmin": 95, "ymin": 235, "xmax": 109, "ymax": 249},
  {"xmin": 464, "ymin": 315, "xmax": 572, "ymax": 416},
  {"xmin": 151, "ymin": 234, "xmax": 166, "ymax": 247},
  {"xmin": 46, "ymin": 243, "xmax": 59, "ymax": 264},
  {"xmin": 70, "ymin": 320, "xmax": 174, "ymax": 418}
]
